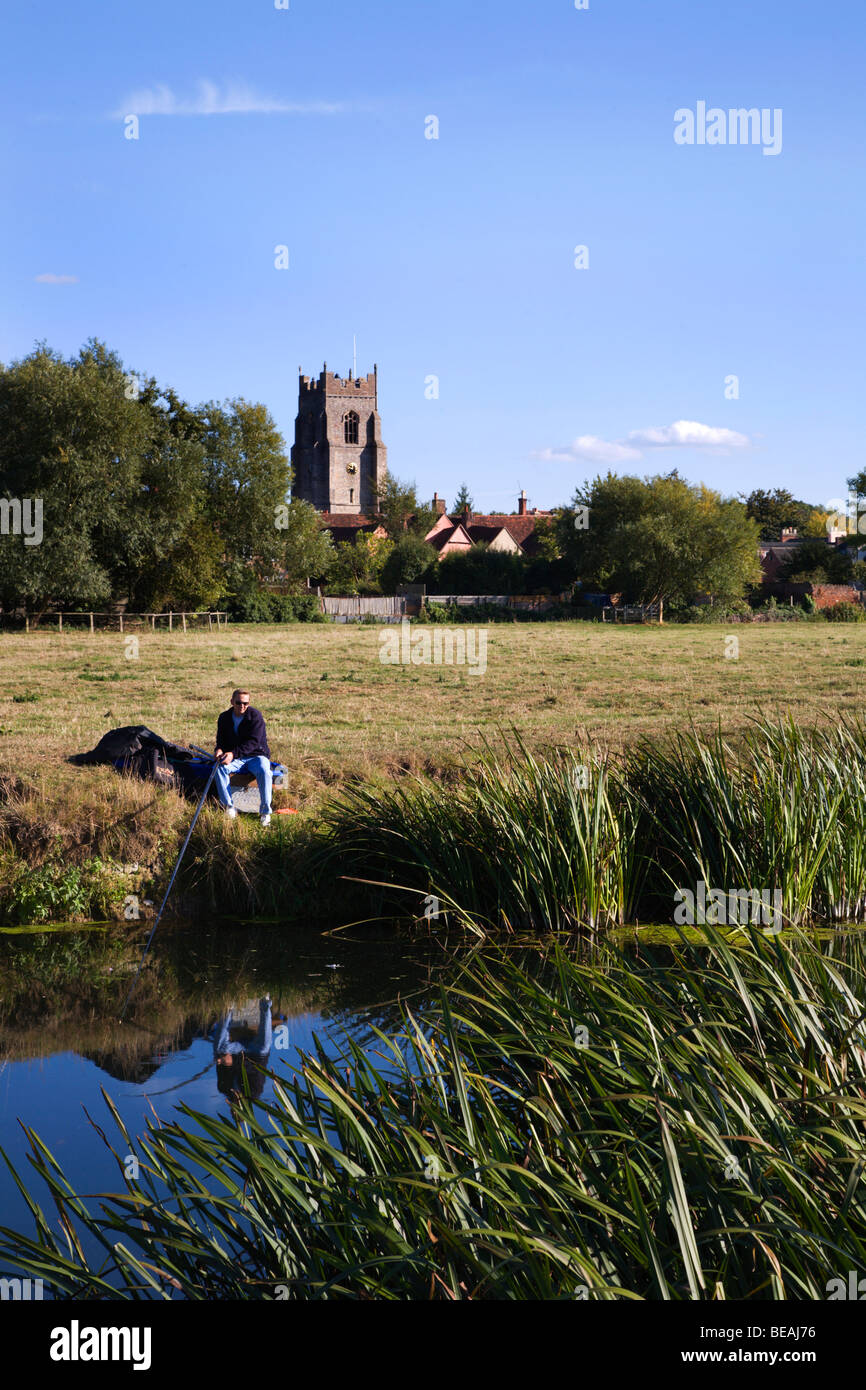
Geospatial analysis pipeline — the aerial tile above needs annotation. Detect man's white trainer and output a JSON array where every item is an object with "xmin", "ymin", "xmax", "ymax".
[
  {"xmin": 260, "ymin": 813, "xmax": 272, "ymax": 828},
  {"xmin": 225, "ymin": 806, "xmax": 237, "ymax": 820}
]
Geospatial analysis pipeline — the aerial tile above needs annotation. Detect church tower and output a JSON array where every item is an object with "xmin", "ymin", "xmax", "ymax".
[{"xmin": 291, "ymin": 363, "xmax": 388, "ymax": 514}]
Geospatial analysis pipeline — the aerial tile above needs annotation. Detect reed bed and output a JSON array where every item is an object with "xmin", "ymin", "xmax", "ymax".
[
  {"xmin": 2, "ymin": 928, "xmax": 865, "ymax": 1299},
  {"xmin": 317, "ymin": 720, "xmax": 866, "ymax": 934},
  {"xmin": 316, "ymin": 738, "xmax": 643, "ymax": 934}
]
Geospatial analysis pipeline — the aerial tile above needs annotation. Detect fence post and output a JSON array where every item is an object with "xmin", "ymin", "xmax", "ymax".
[
  {"xmin": 208, "ymin": 613, "xmax": 212, "ymax": 631},
  {"xmin": 58, "ymin": 613, "xmax": 63, "ymax": 634},
  {"xmin": 169, "ymin": 611, "xmax": 173, "ymax": 632},
  {"xmin": 119, "ymin": 614, "xmax": 123, "ymax": 634},
  {"xmin": 182, "ymin": 612, "xmax": 187, "ymax": 633},
  {"xmin": 150, "ymin": 614, "xmax": 155, "ymax": 630},
  {"xmin": 89, "ymin": 612, "xmax": 94, "ymax": 633}
]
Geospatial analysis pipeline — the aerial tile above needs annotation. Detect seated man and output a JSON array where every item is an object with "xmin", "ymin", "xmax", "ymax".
[{"xmin": 214, "ymin": 688, "xmax": 273, "ymax": 826}]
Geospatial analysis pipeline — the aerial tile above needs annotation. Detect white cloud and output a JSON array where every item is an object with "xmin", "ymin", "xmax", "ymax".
[
  {"xmin": 626, "ymin": 420, "xmax": 750, "ymax": 449},
  {"xmin": 535, "ymin": 419, "xmax": 752, "ymax": 467},
  {"xmin": 112, "ymin": 81, "xmax": 344, "ymax": 118},
  {"xmin": 535, "ymin": 436, "xmax": 642, "ymax": 465},
  {"xmin": 34, "ymin": 273, "xmax": 79, "ymax": 284}
]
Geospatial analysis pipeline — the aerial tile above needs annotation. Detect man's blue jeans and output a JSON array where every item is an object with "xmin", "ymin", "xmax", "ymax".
[{"xmin": 215, "ymin": 755, "xmax": 272, "ymax": 815}]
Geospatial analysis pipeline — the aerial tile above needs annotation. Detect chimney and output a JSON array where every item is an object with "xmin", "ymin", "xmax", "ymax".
[
  {"xmin": 432, "ymin": 491, "xmax": 446, "ymax": 516},
  {"xmin": 518, "ymin": 489, "xmax": 527, "ymax": 516},
  {"xmin": 781, "ymin": 527, "xmax": 798, "ymax": 542}
]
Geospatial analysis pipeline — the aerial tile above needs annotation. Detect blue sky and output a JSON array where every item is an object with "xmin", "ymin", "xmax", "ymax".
[{"xmin": 2, "ymin": 0, "xmax": 863, "ymax": 513}]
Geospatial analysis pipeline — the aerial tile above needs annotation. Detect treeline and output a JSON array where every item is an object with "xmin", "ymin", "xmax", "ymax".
[
  {"xmin": 0, "ymin": 341, "xmax": 332, "ymax": 617},
  {"xmin": 3, "ymin": 340, "xmax": 858, "ymax": 620},
  {"xmin": 333, "ymin": 474, "xmax": 766, "ymax": 616}
]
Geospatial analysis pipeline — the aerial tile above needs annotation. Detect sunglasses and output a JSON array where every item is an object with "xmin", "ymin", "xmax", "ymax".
[{"xmin": 233, "ymin": 699, "xmax": 250, "ymax": 707}]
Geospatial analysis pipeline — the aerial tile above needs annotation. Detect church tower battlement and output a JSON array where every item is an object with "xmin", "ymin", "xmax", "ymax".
[{"xmin": 291, "ymin": 362, "xmax": 387, "ymax": 514}]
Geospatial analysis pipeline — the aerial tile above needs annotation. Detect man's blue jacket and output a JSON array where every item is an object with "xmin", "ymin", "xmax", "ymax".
[{"xmin": 215, "ymin": 705, "xmax": 271, "ymax": 761}]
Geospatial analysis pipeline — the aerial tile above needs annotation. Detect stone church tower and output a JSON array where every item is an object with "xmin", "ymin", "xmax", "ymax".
[{"xmin": 291, "ymin": 364, "xmax": 388, "ymax": 514}]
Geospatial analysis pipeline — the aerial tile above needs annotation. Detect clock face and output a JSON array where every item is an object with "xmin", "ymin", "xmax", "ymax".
[{"xmin": 346, "ymin": 462, "xmax": 357, "ymax": 475}]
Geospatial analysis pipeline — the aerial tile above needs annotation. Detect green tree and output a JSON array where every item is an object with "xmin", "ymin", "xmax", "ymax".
[
  {"xmin": 531, "ymin": 513, "xmax": 563, "ymax": 562},
  {"xmin": 436, "ymin": 545, "xmax": 527, "ymax": 596},
  {"xmin": 0, "ymin": 340, "xmax": 149, "ymax": 616},
  {"xmin": 373, "ymin": 475, "xmax": 437, "ymax": 541},
  {"xmin": 380, "ymin": 535, "xmax": 437, "ymax": 593},
  {"xmin": 110, "ymin": 381, "xmax": 221, "ymax": 610},
  {"xmin": 778, "ymin": 537, "xmax": 853, "ymax": 584},
  {"xmin": 742, "ymin": 488, "xmax": 824, "ymax": 541},
  {"xmin": 558, "ymin": 471, "xmax": 761, "ymax": 620},
  {"xmin": 276, "ymin": 499, "xmax": 335, "ymax": 593},
  {"xmin": 327, "ymin": 532, "xmax": 394, "ymax": 595},
  {"xmin": 200, "ymin": 399, "xmax": 292, "ymax": 584},
  {"xmin": 452, "ymin": 482, "xmax": 474, "ymax": 513}
]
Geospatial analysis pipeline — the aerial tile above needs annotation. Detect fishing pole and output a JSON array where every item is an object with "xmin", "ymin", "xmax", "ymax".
[{"xmin": 119, "ymin": 752, "xmax": 219, "ymax": 1022}]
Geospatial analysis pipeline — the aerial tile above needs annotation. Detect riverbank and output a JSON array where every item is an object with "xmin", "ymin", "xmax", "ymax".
[{"xmin": 5, "ymin": 717, "xmax": 866, "ymax": 934}]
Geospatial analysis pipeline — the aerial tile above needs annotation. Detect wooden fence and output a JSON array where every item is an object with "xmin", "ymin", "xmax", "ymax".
[
  {"xmin": 19, "ymin": 611, "xmax": 228, "ymax": 633},
  {"xmin": 322, "ymin": 596, "xmax": 407, "ymax": 622}
]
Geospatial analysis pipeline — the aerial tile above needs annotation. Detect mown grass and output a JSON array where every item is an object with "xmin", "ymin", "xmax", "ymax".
[{"xmin": 2, "ymin": 927, "xmax": 865, "ymax": 1299}]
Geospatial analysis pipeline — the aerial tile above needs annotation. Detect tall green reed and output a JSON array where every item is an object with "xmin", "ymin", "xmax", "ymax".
[{"xmin": 317, "ymin": 722, "xmax": 866, "ymax": 934}]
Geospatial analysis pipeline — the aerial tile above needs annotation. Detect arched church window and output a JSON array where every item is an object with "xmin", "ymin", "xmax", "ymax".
[{"xmin": 344, "ymin": 411, "xmax": 359, "ymax": 445}]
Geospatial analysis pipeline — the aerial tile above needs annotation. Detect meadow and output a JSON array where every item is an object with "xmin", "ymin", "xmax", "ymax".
[{"xmin": 3, "ymin": 619, "xmax": 865, "ymax": 780}]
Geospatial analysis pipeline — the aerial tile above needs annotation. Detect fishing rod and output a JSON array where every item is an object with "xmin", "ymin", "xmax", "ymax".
[{"xmin": 119, "ymin": 750, "xmax": 220, "ymax": 1022}]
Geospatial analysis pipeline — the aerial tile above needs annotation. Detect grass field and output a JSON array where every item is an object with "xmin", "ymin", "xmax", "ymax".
[
  {"xmin": 2, "ymin": 620, "xmax": 865, "ymax": 915},
  {"xmin": 3, "ymin": 620, "xmax": 865, "ymax": 775}
]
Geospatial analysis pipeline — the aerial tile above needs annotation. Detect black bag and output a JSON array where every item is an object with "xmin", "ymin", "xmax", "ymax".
[
  {"xmin": 122, "ymin": 745, "xmax": 176, "ymax": 786},
  {"xmin": 70, "ymin": 725, "xmax": 193, "ymax": 767}
]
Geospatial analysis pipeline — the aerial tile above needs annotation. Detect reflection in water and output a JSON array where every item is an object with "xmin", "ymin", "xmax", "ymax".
[
  {"xmin": 0, "ymin": 921, "xmax": 446, "ymax": 1083},
  {"xmin": 0, "ymin": 920, "xmax": 449, "ymax": 1254},
  {"xmin": 212, "ymin": 996, "xmax": 273, "ymax": 1103},
  {"xmin": 0, "ymin": 919, "xmax": 415, "ymax": 1285}
]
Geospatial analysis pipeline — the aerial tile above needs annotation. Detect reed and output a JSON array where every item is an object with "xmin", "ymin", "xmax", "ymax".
[
  {"xmin": 316, "ymin": 737, "xmax": 644, "ymax": 934},
  {"xmin": 318, "ymin": 721, "xmax": 866, "ymax": 934},
  {"xmin": 2, "ymin": 927, "xmax": 865, "ymax": 1299}
]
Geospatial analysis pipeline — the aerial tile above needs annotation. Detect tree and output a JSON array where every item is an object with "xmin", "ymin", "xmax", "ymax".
[
  {"xmin": 778, "ymin": 538, "xmax": 853, "ymax": 585},
  {"xmin": 373, "ymin": 475, "xmax": 437, "ymax": 541},
  {"xmin": 380, "ymin": 535, "xmax": 437, "ymax": 593},
  {"xmin": 531, "ymin": 513, "xmax": 563, "ymax": 562},
  {"xmin": 200, "ymin": 399, "xmax": 292, "ymax": 584},
  {"xmin": 111, "ymin": 381, "xmax": 219, "ymax": 609},
  {"xmin": 452, "ymin": 482, "xmax": 474, "ymax": 513},
  {"xmin": 742, "ymin": 488, "xmax": 824, "ymax": 541},
  {"xmin": 0, "ymin": 340, "xmax": 149, "ymax": 615},
  {"xmin": 436, "ymin": 545, "xmax": 527, "ymax": 596},
  {"xmin": 327, "ymin": 532, "xmax": 394, "ymax": 595},
  {"xmin": 0, "ymin": 340, "xmax": 295, "ymax": 617},
  {"xmin": 276, "ymin": 499, "xmax": 335, "ymax": 592},
  {"xmin": 558, "ymin": 471, "xmax": 761, "ymax": 620}
]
